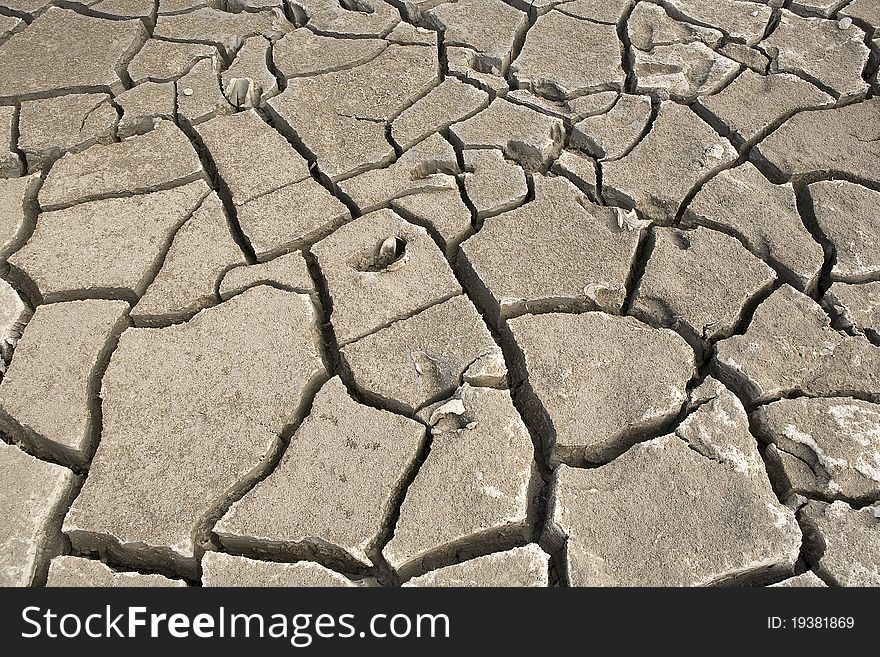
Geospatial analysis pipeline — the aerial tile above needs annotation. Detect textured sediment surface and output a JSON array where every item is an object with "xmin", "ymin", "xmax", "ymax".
[{"xmin": 0, "ymin": 0, "xmax": 877, "ymax": 588}]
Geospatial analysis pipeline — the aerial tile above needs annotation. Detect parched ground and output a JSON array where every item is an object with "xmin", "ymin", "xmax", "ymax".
[{"xmin": 0, "ymin": 0, "xmax": 879, "ymax": 588}]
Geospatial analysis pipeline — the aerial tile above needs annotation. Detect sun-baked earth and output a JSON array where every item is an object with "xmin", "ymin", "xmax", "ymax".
[{"xmin": 0, "ymin": 0, "xmax": 878, "ymax": 588}]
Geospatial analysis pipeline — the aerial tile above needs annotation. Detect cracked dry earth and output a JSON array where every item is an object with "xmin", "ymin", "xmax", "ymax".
[{"xmin": 0, "ymin": 0, "xmax": 879, "ymax": 590}]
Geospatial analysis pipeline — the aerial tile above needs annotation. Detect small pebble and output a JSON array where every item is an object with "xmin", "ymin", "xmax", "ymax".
[
  {"xmin": 706, "ymin": 144, "xmax": 725, "ymax": 159},
  {"xmin": 838, "ymin": 17, "xmax": 853, "ymax": 30}
]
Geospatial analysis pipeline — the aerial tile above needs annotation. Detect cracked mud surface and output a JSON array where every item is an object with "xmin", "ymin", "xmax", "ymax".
[{"xmin": 0, "ymin": 0, "xmax": 878, "ymax": 588}]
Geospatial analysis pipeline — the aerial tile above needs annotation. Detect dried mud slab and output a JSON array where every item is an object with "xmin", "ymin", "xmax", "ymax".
[
  {"xmin": 338, "ymin": 133, "xmax": 460, "ymax": 213},
  {"xmin": 0, "ymin": 279, "xmax": 30, "ymax": 365},
  {"xmin": 63, "ymin": 287, "xmax": 326, "ymax": 579},
  {"xmin": 427, "ymin": 0, "xmax": 527, "ymax": 75},
  {"xmin": 37, "ymin": 121, "xmax": 205, "ymax": 210},
  {"xmin": 459, "ymin": 176, "xmax": 643, "ymax": 322},
  {"xmin": 153, "ymin": 7, "xmax": 287, "ymax": 56},
  {"xmin": 756, "ymin": 397, "xmax": 880, "ymax": 502},
  {"xmin": 627, "ymin": 2, "xmax": 723, "ymax": 51},
  {"xmin": 132, "ymin": 193, "xmax": 244, "ymax": 326},
  {"xmin": 0, "ymin": 442, "xmax": 75, "ymax": 587},
  {"xmin": 391, "ymin": 78, "xmax": 490, "ymax": 151},
  {"xmin": 632, "ymin": 42, "xmax": 738, "ymax": 101},
  {"xmin": 272, "ymin": 29, "xmax": 387, "ymax": 78},
  {"xmin": 341, "ymin": 294, "xmax": 506, "ymax": 414},
  {"xmin": 177, "ymin": 58, "xmax": 234, "ymax": 126},
  {"xmin": 314, "ymin": 209, "xmax": 461, "ymax": 344},
  {"xmin": 238, "ymin": 179, "xmax": 351, "ymax": 259},
  {"xmin": 826, "ymin": 281, "xmax": 880, "ymax": 340},
  {"xmin": 79, "ymin": 0, "xmax": 156, "ymax": 17},
  {"xmin": 445, "ymin": 47, "xmax": 510, "ymax": 92},
  {"xmin": 404, "ymin": 545, "xmax": 549, "ymax": 587},
  {"xmin": 202, "ymin": 552, "xmax": 357, "ymax": 587},
  {"xmin": 761, "ymin": 10, "xmax": 870, "ymax": 101},
  {"xmin": 390, "ymin": 188, "xmax": 473, "ymax": 257},
  {"xmin": 684, "ymin": 162, "xmax": 824, "ymax": 292},
  {"xmin": 627, "ymin": 4, "xmax": 737, "ymax": 102},
  {"xmin": 128, "ymin": 39, "xmax": 217, "ymax": 85},
  {"xmin": 116, "ymin": 83, "xmax": 176, "ymax": 139},
  {"xmin": 545, "ymin": 379, "xmax": 801, "ymax": 586},
  {"xmin": 219, "ymin": 252, "xmax": 313, "ymax": 301},
  {"xmin": 510, "ymin": 9, "xmax": 625, "ymax": 98},
  {"xmin": 718, "ymin": 42, "xmax": 769, "ymax": 73},
  {"xmin": 570, "ymin": 94, "xmax": 652, "ymax": 161},
  {"xmin": 3, "ymin": 0, "xmax": 878, "ymax": 590},
  {"xmin": 449, "ymin": 98, "xmax": 565, "ymax": 172},
  {"xmin": 296, "ymin": 0, "xmax": 401, "ymax": 38},
  {"xmin": 661, "ymin": 0, "xmax": 772, "ymax": 46},
  {"xmin": 196, "ymin": 110, "xmax": 311, "ymax": 205},
  {"xmin": 0, "ymin": 106, "xmax": 22, "ymax": 178},
  {"xmin": 754, "ymin": 98, "xmax": 880, "ymax": 184},
  {"xmin": 196, "ymin": 110, "xmax": 349, "ymax": 256},
  {"xmin": 462, "ymin": 149, "xmax": 528, "ymax": 219},
  {"xmin": 602, "ymin": 101, "xmax": 737, "ymax": 224},
  {"xmin": 809, "ymin": 181, "xmax": 880, "ymax": 282},
  {"xmin": 0, "ymin": 0, "xmax": 54, "ymax": 13},
  {"xmin": 46, "ymin": 557, "xmax": 186, "ymax": 587},
  {"xmin": 554, "ymin": 0, "xmax": 632, "ymax": 23},
  {"xmin": 0, "ymin": 173, "xmax": 40, "ymax": 259},
  {"xmin": 801, "ymin": 500, "xmax": 880, "ymax": 586},
  {"xmin": 506, "ymin": 88, "xmax": 618, "ymax": 122},
  {"xmin": 157, "ymin": 0, "xmax": 210, "ymax": 11},
  {"xmin": 508, "ymin": 312, "xmax": 695, "ymax": 465},
  {"xmin": 19, "ymin": 94, "xmax": 118, "ymax": 171},
  {"xmin": 551, "ymin": 150, "xmax": 600, "ymax": 198},
  {"xmin": 222, "ymin": 36, "xmax": 278, "ymax": 110},
  {"xmin": 385, "ymin": 21, "xmax": 436, "ymax": 47},
  {"xmin": 789, "ymin": 1, "xmax": 847, "ymax": 18},
  {"xmin": 215, "ymin": 377, "xmax": 425, "ymax": 571},
  {"xmin": 384, "ymin": 385, "xmax": 536, "ymax": 579},
  {"xmin": 715, "ymin": 285, "xmax": 880, "ymax": 404},
  {"xmin": 770, "ymin": 572, "xmax": 827, "ymax": 587},
  {"xmin": 0, "ymin": 8, "xmax": 147, "ymax": 101},
  {"xmin": 631, "ymin": 227, "xmax": 776, "ymax": 343},
  {"xmin": 696, "ymin": 71, "xmax": 834, "ymax": 147},
  {"xmin": 0, "ymin": 15, "xmax": 22, "ymax": 43},
  {"xmin": 267, "ymin": 44, "xmax": 437, "ymax": 180},
  {"xmin": 0, "ymin": 300, "xmax": 129, "ymax": 468},
  {"xmin": 9, "ymin": 181, "xmax": 211, "ymax": 304},
  {"xmin": 841, "ymin": 0, "xmax": 880, "ymax": 38}
]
